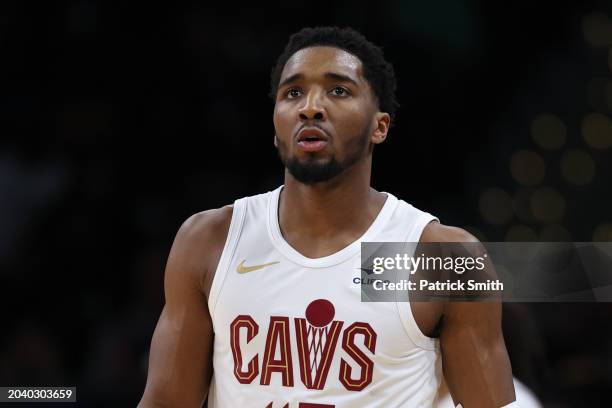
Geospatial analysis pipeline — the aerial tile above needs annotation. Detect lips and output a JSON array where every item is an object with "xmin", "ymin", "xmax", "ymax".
[{"xmin": 296, "ymin": 127, "xmax": 329, "ymax": 152}]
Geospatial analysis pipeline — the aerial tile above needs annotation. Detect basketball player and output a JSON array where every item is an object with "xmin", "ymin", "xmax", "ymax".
[{"xmin": 138, "ymin": 27, "xmax": 517, "ymax": 407}]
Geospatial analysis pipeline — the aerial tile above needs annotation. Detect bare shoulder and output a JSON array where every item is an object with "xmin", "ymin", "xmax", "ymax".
[
  {"xmin": 420, "ymin": 221, "xmax": 479, "ymax": 244},
  {"xmin": 178, "ymin": 205, "xmax": 234, "ymax": 245},
  {"xmin": 421, "ymin": 222, "xmax": 500, "ymax": 314},
  {"xmin": 171, "ymin": 205, "xmax": 234, "ymax": 299},
  {"xmin": 420, "ymin": 221, "xmax": 490, "ymax": 279}
]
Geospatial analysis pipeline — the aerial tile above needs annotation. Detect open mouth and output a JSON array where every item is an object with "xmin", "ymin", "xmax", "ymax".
[
  {"xmin": 296, "ymin": 127, "xmax": 329, "ymax": 152},
  {"xmin": 302, "ymin": 136, "xmax": 324, "ymax": 142},
  {"xmin": 297, "ymin": 127, "xmax": 328, "ymax": 141}
]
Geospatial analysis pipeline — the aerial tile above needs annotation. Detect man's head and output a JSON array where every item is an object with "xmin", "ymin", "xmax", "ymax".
[{"xmin": 270, "ymin": 26, "xmax": 398, "ymax": 185}]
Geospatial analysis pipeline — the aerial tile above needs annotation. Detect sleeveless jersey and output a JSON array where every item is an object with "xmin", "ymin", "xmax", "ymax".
[{"xmin": 207, "ymin": 186, "xmax": 441, "ymax": 408}]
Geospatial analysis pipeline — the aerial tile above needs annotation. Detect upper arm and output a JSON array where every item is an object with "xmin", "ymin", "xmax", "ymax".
[
  {"xmin": 138, "ymin": 207, "xmax": 232, "ymax": 408},
  {"xmin": 441, "ymin": 300, "xmax": 515, "ymax": 407},
  {"xmin": 423, "ymin": 224, "xmax": 516, "ymax": 407}
]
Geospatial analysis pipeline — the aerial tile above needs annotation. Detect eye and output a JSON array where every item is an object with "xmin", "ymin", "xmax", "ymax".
[
  {"xmin": 286, "ymin": 88, "xmax": 302, "ymax": 99},
  {"xmin": 331, "ymin": 86, "xmax": 349, "ymax": 96}
]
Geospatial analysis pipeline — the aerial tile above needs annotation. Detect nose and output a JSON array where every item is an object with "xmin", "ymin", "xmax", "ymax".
[{"xmin": 298, "ymin": 89, "xmax": 326, "ymax": 121}]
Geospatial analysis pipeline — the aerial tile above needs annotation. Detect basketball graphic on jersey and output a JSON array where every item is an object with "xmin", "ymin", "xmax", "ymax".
[
  {"xmin": 305, "ymin": 299, "xmax": 335, "ymax": 327},
  {"xmin": 296, "ymin": 299, "xmax": 344, "ymax": 390}
]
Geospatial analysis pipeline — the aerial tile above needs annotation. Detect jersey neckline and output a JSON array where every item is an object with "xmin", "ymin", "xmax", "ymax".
[{"xmin": 267, "ymin": 185, "xmax": 399, "ymax": 268}]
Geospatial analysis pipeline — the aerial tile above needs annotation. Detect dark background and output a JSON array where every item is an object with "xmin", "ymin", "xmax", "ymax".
[{"xmin": 2, "ymin": 1, "xmax": 612, "ymax": 406}]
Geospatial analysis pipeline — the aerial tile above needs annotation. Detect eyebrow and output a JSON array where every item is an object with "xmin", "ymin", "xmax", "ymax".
[{"xmin": 278, "ymin": 72, "xmax": 359, "ymax": 89}]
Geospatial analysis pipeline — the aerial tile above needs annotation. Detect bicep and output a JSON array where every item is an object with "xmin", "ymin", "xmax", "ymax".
[
  {"xmin": 141, "ymin": 304, "xmax": 213, "ymax": 407},
  {"xmin": 139, "ymin": 217, "xmax": 215, "ymax": 408},
  {"xmin": 441, "ymin": 301, "xmax": 515, "ymax": 408}
]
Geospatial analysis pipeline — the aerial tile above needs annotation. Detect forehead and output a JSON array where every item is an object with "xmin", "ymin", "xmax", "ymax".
[{"xmin": 280, "ymin": 46, "xmax": 365, "ymax": 84}]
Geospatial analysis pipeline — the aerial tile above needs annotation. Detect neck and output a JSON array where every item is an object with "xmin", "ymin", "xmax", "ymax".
[{"xmin": 277, "ymin": 158, "xmax": 387, "ymax": 257}]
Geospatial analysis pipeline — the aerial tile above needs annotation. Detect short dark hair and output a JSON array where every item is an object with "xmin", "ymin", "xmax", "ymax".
[{"xmin": 269, "ymin": 26, "xmax": 399, "ymax": 124}]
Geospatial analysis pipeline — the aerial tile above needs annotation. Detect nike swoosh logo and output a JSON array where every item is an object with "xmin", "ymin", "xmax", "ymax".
[{"xmin": 236, "ymin": 260, "xmax": 280, "ymax": 274}]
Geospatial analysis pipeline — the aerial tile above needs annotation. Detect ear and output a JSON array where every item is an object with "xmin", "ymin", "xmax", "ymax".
[
  {"xmin": 274, "ymin": 134, "xmax": 278, "ymax": 148},
  {"xmin": 371, "ymin": 112, "xmax": 390, "ymax": 145}
]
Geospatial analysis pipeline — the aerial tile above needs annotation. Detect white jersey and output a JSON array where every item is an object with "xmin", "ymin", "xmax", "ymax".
[{"xmin": 208, "ymin": 185, "xmax": 441, "ymax": 408}]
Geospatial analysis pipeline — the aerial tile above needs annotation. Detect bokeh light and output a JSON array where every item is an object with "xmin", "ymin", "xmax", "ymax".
[
  {"xmin": 531, "ymin": 114, "xmax": 567, "ymax": 150},
  {"xmin": 510, "ymin": 150, "xmax": 546, "ymax": 186},
  {"xmin": 561, "ymin": 149, "xmax": 596, "ymax": 185},
  {"xmin": 582, "ymin": 113, "xmax": 612, "ymax": 149},
  {"xmin": 582, "ymin": 12, "xmax": 612, "ymax": 47},
  {"xmin": 530, "ymin": 187, "xmax": 566, "ymax": 223}
]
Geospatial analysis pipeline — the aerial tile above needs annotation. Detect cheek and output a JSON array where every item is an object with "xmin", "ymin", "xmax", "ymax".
[
  {"xmin": 334, "ymin": 105, "xmax": 370, "ymax": 137},
  {"xmin": 273, "ymin": 104, "xmax": 293, "ymax": 135}
]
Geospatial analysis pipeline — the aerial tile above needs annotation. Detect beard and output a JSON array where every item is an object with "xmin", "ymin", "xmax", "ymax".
[
  {"xmin": 275, "ymin": 127, "xmax": 370, "ymax": 185},
  {"xmin": 283, "ymin": 154, "xmax": 343, "ymax": 184}
]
